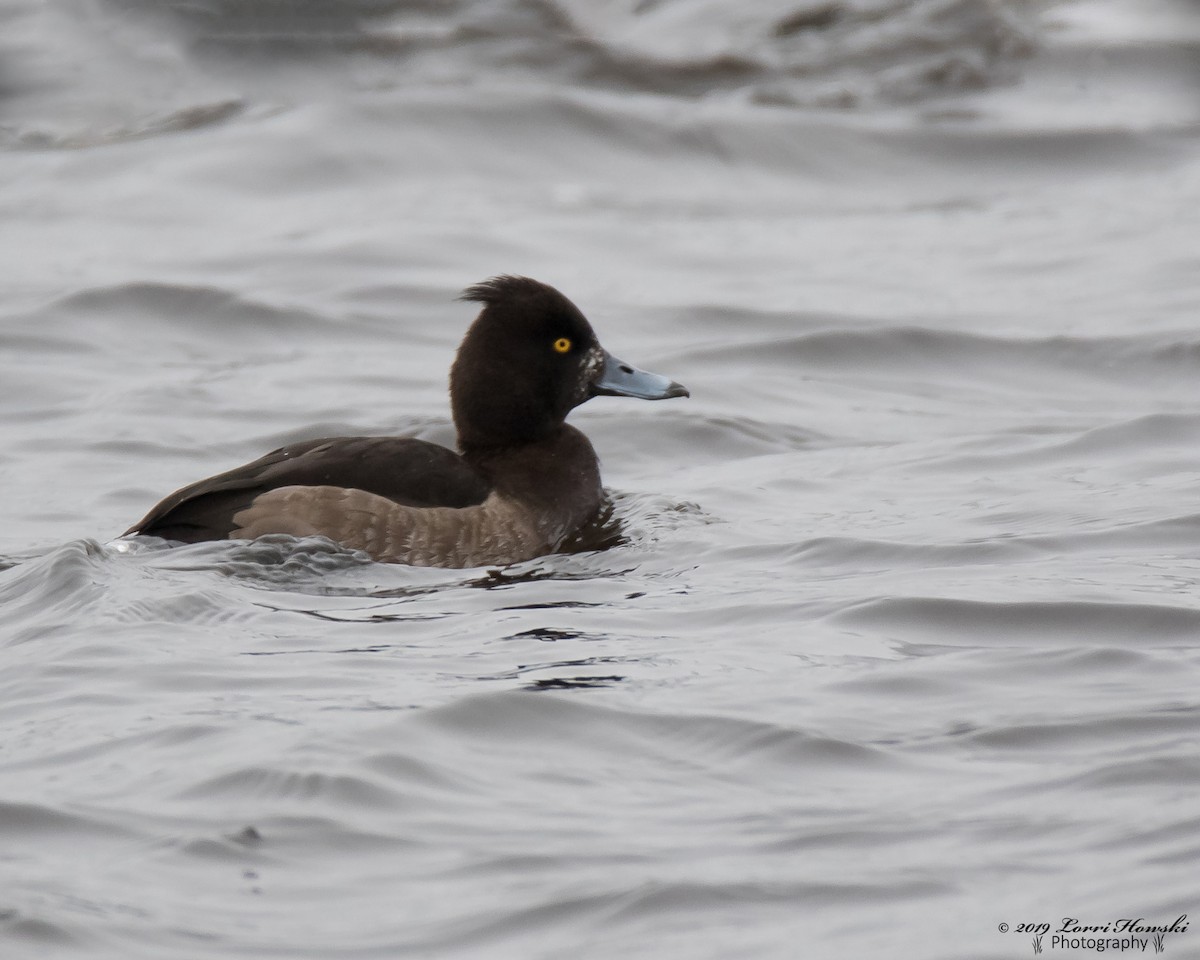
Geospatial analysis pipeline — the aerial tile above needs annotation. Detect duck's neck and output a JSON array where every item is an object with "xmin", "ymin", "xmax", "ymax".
[{"xmin": 462, "ymin": 424, "xmax": 603, "ymax": 527}]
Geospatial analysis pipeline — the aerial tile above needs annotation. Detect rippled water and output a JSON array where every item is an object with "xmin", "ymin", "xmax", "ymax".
[{"xmin": 4, "ymin": 1, "xmax": 1200, "ymax": 957}]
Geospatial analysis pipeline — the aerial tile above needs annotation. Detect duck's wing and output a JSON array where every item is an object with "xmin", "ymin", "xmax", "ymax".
[{"xmin": 124, "ymin": 436, "xmax": 490, "ymax": 543}]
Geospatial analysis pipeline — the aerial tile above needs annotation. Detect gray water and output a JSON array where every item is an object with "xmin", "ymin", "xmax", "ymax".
[{"xmin": 3, "ymin": 1, "xmax": 1200, "ymax": 957}]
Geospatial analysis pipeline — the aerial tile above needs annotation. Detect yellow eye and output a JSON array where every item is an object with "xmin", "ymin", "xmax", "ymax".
[{"xmin": 553, "ymin": 337, "xmax": 572, "ymax": 354}]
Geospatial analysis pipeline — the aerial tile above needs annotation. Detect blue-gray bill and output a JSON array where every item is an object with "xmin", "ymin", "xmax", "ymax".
[{"xmin": 591, "ymin": 351, "xmax": 689, "ymax": 400}]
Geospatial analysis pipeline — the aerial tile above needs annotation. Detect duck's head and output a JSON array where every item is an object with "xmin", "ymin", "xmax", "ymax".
[{"xmin": 451, "ymin": 276, "xmax": 688, "ymax": 450}]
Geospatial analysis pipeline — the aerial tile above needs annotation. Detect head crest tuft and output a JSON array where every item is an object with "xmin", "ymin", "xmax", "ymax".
[{"xmin": 459, "ymin": 275, "xmax": 553, "ymax": 304}]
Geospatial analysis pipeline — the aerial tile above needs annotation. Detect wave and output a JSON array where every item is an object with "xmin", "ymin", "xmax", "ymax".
[
  {"xmin": 0, "ymin": 0, "xmax": 1039, "ymax": 150},
  {"xmin": 830, "ymin": 596, "xmax": 1200, "ymax": 646},
  {"xmin": 4, "ymin": 0, "xmax": 1195, "ymax": 156},
  {"xmin": 676, "ymin": 323, "xmax": 1200, "ymax": 392},
  {"xmin": 107, "ymin": 0, "xmax": 1037, "ymax": 105},
  {"xmin": 0, "ymin": 540, "xmax": 113, "ymax": 643}
]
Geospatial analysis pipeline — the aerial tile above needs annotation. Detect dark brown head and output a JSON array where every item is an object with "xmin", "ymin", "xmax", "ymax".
[{"xmin": 450, "ymin": 276, "xmax": 688, "ymax": 451}]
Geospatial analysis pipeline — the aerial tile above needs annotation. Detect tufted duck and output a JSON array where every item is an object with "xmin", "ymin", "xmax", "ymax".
[{"xmin": 124, "ymin": 276, "xmax": 688, "ymax": 566}]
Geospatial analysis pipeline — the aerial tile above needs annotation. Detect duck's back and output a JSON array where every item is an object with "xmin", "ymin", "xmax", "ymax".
[{"xmin": 126, "ymin": 436, "xmax": 491, "ymax": 544}]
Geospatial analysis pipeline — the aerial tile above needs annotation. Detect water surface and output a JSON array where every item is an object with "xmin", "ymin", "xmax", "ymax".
[{"xmin": 3, "ymin": 1, "xmax": 1200, "ymax": 957}]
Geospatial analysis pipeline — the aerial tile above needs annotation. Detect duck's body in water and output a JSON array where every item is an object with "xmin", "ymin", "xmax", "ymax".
[{"xmin": 124, "ymin": 276, "xmax": 688, "ymax": 567}]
